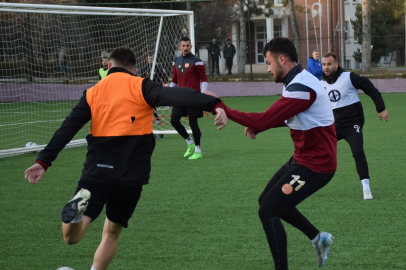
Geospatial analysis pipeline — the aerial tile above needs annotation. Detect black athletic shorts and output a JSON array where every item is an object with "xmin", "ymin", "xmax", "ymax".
[
  {"xmin": 259, "ymin": 157, "xmax": 335, "ymax": 214},
  {"xmin": 335, "ymin": 121, "xmax": 364, "ymax": 141},
  {"xmin": 74, "ymin": 178, "xmax": 143, "ymax": 228},
  {"xmin": 171, "ymin": 106, "xmax": 203, "ymax": 118}
]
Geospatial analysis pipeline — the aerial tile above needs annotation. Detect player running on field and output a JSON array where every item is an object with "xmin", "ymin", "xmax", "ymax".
[
  {"xmin": 24, "ymin": 46, "xmax": 224, "ymax": 270},
  {"xmin": 207, "ymin": 37, "xmax": 337, "ymax": 270},
  {"xmin": 321, "ymin": 52, "xmax": 389, "ymax": 200}
]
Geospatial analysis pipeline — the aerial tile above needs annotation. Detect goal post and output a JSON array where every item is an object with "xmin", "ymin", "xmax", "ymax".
[{"xmin": 0, "ymin": 3, "xmax": 195, "ymax": 158}]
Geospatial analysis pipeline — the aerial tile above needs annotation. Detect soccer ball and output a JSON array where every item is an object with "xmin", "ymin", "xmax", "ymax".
[
  {"xmin": 56, "ymin": 267, "xmax": 74, "ymax": 270},
  {"xmin": 25, "ymin": 142, "xmax": 38, "ymax": 154}
]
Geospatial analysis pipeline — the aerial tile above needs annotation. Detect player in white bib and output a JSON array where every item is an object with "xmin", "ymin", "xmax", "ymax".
[{"xmin": 321, "ymin": 52, "xmax": 389, "ymax": 200}]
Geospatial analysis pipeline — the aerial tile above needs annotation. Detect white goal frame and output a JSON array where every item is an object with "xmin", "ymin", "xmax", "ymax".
[{"xmin": 0, "ymin": 3, "xmax": 195, "ymax": 158}]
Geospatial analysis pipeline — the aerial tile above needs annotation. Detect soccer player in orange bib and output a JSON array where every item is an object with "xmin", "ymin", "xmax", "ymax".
[{"xmin": 24, "ymin": 46, "xmax": 225, "ymax": 270}]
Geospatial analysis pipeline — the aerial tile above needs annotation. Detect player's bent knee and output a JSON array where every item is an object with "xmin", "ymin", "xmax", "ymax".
[
  {"xmin": 63, "ymin": 235, "xmax": 81, "ymax": 245},
  {"xmin": 258, "ymin": 205, "xmax": 279, "ymax": 221}
]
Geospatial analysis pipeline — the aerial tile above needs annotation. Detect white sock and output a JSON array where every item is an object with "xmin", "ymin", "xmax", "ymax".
[
  {"xmin": 186, "ymin": 137, "xmax": 194, "ymax": 145},
  {"xmin": 91, "ymin": 266, "xmax": 97, "ymax": 270},
  {"xmin": 361, "ymin": 179, "xmax": 370, "ymax": 191},
  {"xmin": 311, "ymin": 233, "xmax": 320, "ymax": 245},
  {"xmin": 70, "ymin": 212, "xmax": 84, "ymax": 224},
  {"xmin": 195, "ymin": 145, "xmax": 201, "ymax": 154}
]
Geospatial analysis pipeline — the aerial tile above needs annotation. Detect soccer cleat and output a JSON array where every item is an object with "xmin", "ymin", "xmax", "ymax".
[
  {"xmin": 184, "ymin": 143, "xmax": 195, "ymax": 158},
  {"xmin": 60, "ymin": 188, "xmax": 91, "ymax": 224},
  {"xmin": 313, "ymin": 232, "xmax": 334, "ymax": 268},
  {"xmin": 363, "ymin": 189, "xmax": 373, "ymax": 200},
  {"xmin": 188, "ymin": 152, "xmax": 202, "ymax": 160}
]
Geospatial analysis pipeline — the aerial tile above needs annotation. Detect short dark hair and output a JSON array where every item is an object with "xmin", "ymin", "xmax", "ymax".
[
  {"xmin": 226, "ymin": 39, "xmax": 231, "ymax": 41},
  {"xmin": 180, "ymin": 37, "xmax": 191, "ymax": 42},
  {"xmin": 109, "ymin": 46, "xmax": 136, "ymax": 69},
  {"xmin": 263, "ymin": 37, "xmax": 298, "ymax": 63},
  {"xmin": 323, "ymin": 52, "xmax": 337, "ymax": 62}
]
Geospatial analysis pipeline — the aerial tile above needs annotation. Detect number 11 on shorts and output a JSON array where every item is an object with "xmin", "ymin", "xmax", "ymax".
[{"xmin": 290, "ymin": 175, "xmax": 306, "ymax": 191}]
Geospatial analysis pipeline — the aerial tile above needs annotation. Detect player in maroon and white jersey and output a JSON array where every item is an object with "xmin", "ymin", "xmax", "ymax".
[{"xmin": 208, "ymin": 37, "xmax": 337, "ymax": 269}]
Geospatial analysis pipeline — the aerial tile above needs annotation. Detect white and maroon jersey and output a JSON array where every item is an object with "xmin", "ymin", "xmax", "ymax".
[
  {"xmin": 214, "ymin": 65, "xmax": 337, "ymax": 173},
  {"xmin": 283, "ymin": 69, "xmax": 335, "ymax": 130}
]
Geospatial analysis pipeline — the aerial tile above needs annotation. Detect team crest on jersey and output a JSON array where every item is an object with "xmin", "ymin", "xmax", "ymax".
[
  {"xmin": 185, "ymin": 63, "xmax": 190, "ymax": 68},
  {"xmin": 328, "ymin": 90, "xmax": 341, "ymax": 102}
]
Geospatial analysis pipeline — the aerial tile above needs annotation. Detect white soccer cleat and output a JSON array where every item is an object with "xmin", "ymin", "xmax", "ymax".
[
  {"xmin": 363, "ymin": 189, "xmax": 373, "ymax": 200},
  {"xmin": 60, "ymin": 188, "xmax": 91, "ymax": 223},
  {"xmin": 313, "ymin": 232, "xmax": 334, "ymax": 268}
]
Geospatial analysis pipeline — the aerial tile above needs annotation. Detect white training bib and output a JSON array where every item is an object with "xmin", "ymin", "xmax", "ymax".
[
  {"xmin": 321, "ymin": 72, "xmax": 360, "ymax": 109},
  {"xmin": 282, "ymin": 69, "xmax": 334, "ymax": 131}
]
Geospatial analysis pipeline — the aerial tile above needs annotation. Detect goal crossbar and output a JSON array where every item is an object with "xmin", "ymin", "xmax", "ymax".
[{"xmin": 0, "ymin": 3, "xmax": 194, "ymax": 15}]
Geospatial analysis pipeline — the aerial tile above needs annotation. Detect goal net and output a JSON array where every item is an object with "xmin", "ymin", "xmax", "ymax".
[{"xmin": 0, "ymin": 3, "xmax": 195, "ymax": 158}]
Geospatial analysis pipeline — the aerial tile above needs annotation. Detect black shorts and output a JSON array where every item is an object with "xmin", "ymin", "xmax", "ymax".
[
  {"xmin": 259, "ymin": 157, "xmax": 335, "ymax": 215},
  {"xmin": 172, "ymin": 106, "xmax": 203, "ymax": 118},
  {"xmin": 74, "ymin": 178, "xmax": 143, "ymax": 228},
  {"xmin": 335, "ymin": 122, "xmax": 364, "ymax": 141}
]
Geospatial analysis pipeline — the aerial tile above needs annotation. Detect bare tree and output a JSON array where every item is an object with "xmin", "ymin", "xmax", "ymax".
[
  {"xmin": 192, "ymin": 1, "xmax": 235, "ymax": 47},
  {"xmin": 361, "ymin": 0, "xmax": 371, "ymax": 71},
  {"xmin": 237, "ymin": 0, "xmax": 247, "ymax": 74},
  {"xmin": 288, "ymin": 0, "xmax": 301, "ymax": 64}
]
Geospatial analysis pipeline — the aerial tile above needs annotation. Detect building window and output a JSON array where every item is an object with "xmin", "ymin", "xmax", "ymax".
[
  {"xmin": 274, "ymin": 0, "xmax": 283, "ymax": 6},
  {"xmin": 256, "ymin": 24, "xmax": 267, "ymax": 64},
  {"xmin": 352, "ymin": 0, "xmax": 357, "ymax": 3},
  {"xmin": 355, "ymin": 60, "xmax": 361, "ymax": 69},
  {"xmin": 274, "ymin": 19, "xmax": 282, "ymax": 37},
  {"xmin": 345, "ymin": 60, "xmax": 351, "ymax": 70},
  {"xmin": 383, "ymin": 54, "xmax": 390, "ymax": 62},
  {"xmin": 344, "ymin": 21, "xmax": 349, "ymax": 41}
]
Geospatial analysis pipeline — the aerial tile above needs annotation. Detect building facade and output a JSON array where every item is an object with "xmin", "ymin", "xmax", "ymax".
[{"xmin": 230, "ymin": 0, "xmax": 344, "ymax": 68}]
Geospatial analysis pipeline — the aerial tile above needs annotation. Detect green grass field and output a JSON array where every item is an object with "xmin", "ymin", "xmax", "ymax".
[{"xmin": 1, "ymin": 93, "xmax": 406, "ymax": 270}]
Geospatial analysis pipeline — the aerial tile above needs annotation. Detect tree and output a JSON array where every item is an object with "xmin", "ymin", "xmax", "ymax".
[
  {"xmin": 235, "ymin": 0, "xmax": 277, "ymax": 74},
  {"xmin": 351, "ymin": 0, "xmax": 405, "ymax": 67},
  {"xmin": 237, "ymin": 0, "xmax": 247, "ymax": 74},
  {"xmin": 192, "ymin": 1, "xmax": 235, "ymax": 48},
  {"xmin": 288, "ymin": 0, "xmax": 301, "ymax": 64},
  {"xmin": 361, "ymin": 0, "xmax": 371, "ymax": 71}
]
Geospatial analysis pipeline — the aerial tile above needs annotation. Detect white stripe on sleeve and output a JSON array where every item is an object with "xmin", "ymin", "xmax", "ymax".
[{"xmin": 283, "ymin": 91, "xmax": 310, "ymax": 100}]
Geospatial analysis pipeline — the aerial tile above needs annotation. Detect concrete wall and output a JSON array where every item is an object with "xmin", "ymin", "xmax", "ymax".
[
  {"xmin": 210, "ymin": 79, "xmax": 406, "ymax": 97},
  {"xmin": 1, "ymin": 79, "xmax": 404, "ymax": 102}
]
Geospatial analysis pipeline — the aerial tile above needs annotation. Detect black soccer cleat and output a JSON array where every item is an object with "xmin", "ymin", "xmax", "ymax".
[{"xmin": 60, "ymin": 188, "xmax": 91, "ymax": 223}]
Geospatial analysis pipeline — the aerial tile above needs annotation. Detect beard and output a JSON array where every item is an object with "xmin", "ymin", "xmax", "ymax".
[
  {"xmin": 325, "ymin": 66, "xmax": 337, "ymax": 77},
  {"xmin": 273, "ymin": 61, "xmax": 285, "ymax": 83}
]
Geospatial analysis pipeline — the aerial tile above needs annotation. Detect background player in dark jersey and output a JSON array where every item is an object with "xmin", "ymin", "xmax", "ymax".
[
  {"xmin": 140, "ymin": 54, "xmax": 169, "ymax": 85},
  {"xmin": 321, "ymin": 52, "xmax": 389, "ymax": 200},
  {"xmin": 206, "ymin": 37, "xmax": 337, "ymax": 270},
  {"xmin": 170, "ymin": 37, "xmax": 208, "ymax": 160},
  {"xmin": 24, "ymin": 46, "xmax": 223, "ymax": 270}
]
